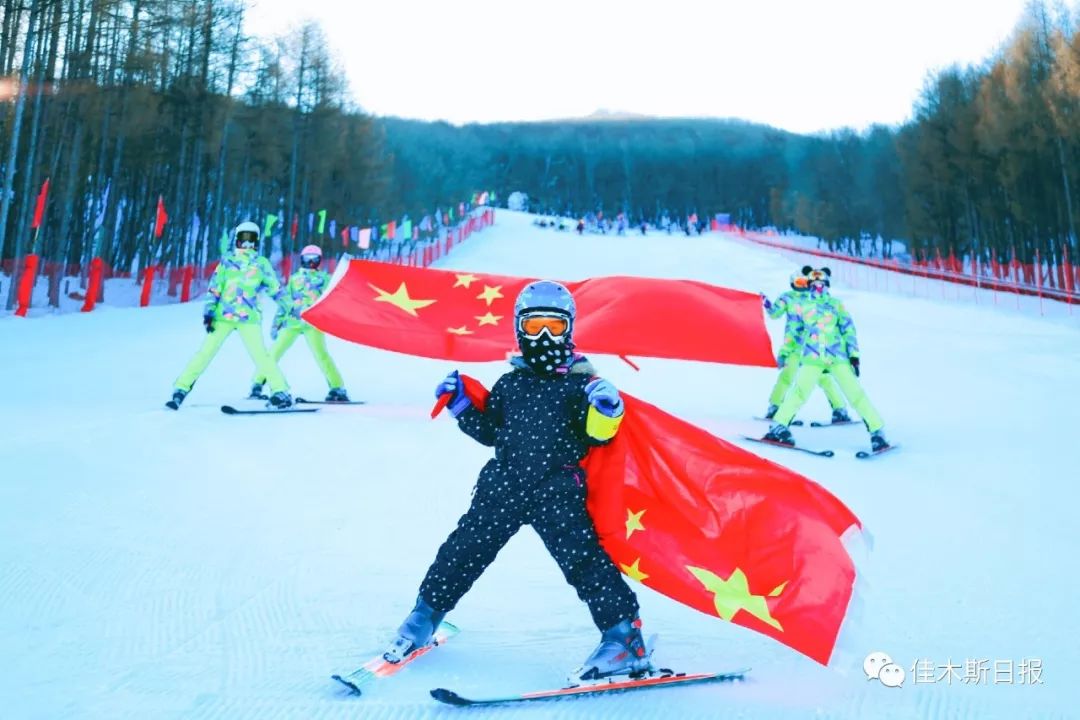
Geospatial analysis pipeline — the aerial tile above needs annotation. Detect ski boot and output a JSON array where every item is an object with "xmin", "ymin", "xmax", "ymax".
[
  {"xmin": 763, "ymin": 423, "xmax": 794, "ymax": 446},
  {"xmin": 325, "ymin": 387, "xmax": 349, "ymax": 403},
  {"xmin": 383, "ymin": 595, "xmax": 447, "ymax": 663},
  {"xmin": 568, "ymin": 616, "xmax": 653, "ymax": 685},
  {"xmin": 166, "ymin": 389, "xmax": 187, "ymax": 410},
  {"xmin": 870, "ymin": 429, "xmax": 889, "ymax": 452},
  {"xmin": 831, "ymin": 408, "xmax": 851, "ymax": 423},
  {"xmin": 248, "ymin": 382, "xmax": 267, "ymax": 400},
  {"xmin": 763, "ymin": 404, "xmax": 779, "ymax": 420},
  {"xmin": 267, "ymin": 391, "xmax": 293, "ymax": 409}
]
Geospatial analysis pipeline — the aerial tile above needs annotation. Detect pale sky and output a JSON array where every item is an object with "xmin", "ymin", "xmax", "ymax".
[{"xmin": 244, "ymin": 0, "xmax": 1037, "ymax": 135}]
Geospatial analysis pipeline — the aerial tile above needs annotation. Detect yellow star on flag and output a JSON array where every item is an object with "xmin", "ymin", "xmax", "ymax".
[
  {"xmin": 368, "ymin": 282, "xmax": 436, "ymax": 317},
  {"xmin": 447, "ymin": 326, "xmax": 473, "ymax": 335},
  {"xmin": 625, "ymin": 508, "xmax": 646, "ymax": 539},
  {"xmin": 686, "ymin": 566, "xmax": 785, "ymax": 631},
  {"xmin": 476, "ymin": 285, "xmax": 504, "ymax": 306},
  {"xmin": 475, "ymin": 312, "xmax": 502, "ymax": 326},
  {"xmin": 453, "ymin": 273, "xmax": 479, "ymax": 288},
  {"xmin": 620, "ymin": 558, "xmax": 649, "ymax": 582}
]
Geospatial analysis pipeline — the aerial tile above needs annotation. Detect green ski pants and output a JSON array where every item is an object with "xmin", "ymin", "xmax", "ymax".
[
  {"xmin": 174, "ymin": 321, "xmax": 288, "ymax": 394},
  {"xmin": 254, "ymin": 325, "xmax": 344, "ymax": 389},
  {"xmin": 774, "ymin": 362, "xmax": 884, "ymax": 433}
]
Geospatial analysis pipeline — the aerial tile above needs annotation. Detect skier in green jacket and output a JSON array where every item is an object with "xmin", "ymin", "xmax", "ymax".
[
  {"xmin": 166, "ymin": 221, "xmax": 293, "ymax": 410},
  {"xmin": 762, "ymin": 267, "xmax": 850, "ymax": 423},
  {"xmin": 249, "ymin": 245, "xmax": 349, "ymax": 402},
  {"xmin": 763, "ymin": 267, "xmax": 890, "ymax": 452}
]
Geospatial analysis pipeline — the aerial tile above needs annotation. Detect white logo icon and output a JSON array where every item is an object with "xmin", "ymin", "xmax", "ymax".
[
  {"xmin": 864, "ymin": 651, "xmax": 893, "ymax": 680},
  {"xmin": 879, "ymin": 663, "xmax": 906, "ymax": 688},
  {"xmin": 865, "ymin": 652, "xmax": 905, "ymax": 688}
]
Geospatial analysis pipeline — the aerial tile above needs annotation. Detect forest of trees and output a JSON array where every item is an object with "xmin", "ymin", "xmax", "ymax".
[
  {"xmin": 377, "ymin": 2, "xmax": 1079, "ymax": 283},
  {"xmin": 3, "ymin": 0, "xmax": 1078, "ymax": 309},
  {"xmin": 0, "ymin": 0, "xmax": 395, "ymax": 309}
]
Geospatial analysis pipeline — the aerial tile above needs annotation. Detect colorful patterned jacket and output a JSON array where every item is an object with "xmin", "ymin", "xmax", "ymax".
[
  {"xmin": 791, "ymin": 291, "xmax": 860, "ymax": 365},
  {"xmin": 767, "ymin": 289, "xmax": 811, "ymax": 363},
  {"xmin": 203, "ymin": 250, "xmax": 280, "ymax": 324},
  {"xmin": 273, "ymin": 268, "xmax": 332, "ymax": 331}
]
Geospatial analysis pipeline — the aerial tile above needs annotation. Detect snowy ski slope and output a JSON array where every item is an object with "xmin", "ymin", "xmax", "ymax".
[{"xmin": 2, "ymin": 210, "xmax": 1077, "ymax": 719}]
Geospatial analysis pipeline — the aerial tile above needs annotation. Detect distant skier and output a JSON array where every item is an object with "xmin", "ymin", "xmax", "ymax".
[
  {"xmin": 166, "ymin": 221, "xmax": 292, "ymax": 410},
  {"xmin": 383, "ymin": 280, "xmax": 652, "ymax": 684},
  {"xmin": 249, "ymin": 245, "xmax": 349, "ymax": 403},
  {"xmin": 763, "ymin": 268, "xmax": 890, "ymax": 451},
  {"xmin": 576, "ymin": 219, "xmax": 585, "ymax": 235},
  {"xmin": 761, "ymin": 267, "xmax": 850, "ymax": 423}
]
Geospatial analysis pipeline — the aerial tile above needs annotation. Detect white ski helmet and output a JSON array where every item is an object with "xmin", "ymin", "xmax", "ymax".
[{"xmin": 234, "ymin": 221, "xmax": 261, "ymax": 250}]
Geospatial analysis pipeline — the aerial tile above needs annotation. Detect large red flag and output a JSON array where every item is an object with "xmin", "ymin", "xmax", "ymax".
[
  {"xmin": 303, "ymin": 260, "xmax": 774, "ymax": 367},
  {"xmin": 443, "ymin": 376, "xmax": 862, "ymax": 666},
  {"xmin": 154, "ymin": 195, "xmax": 168, "ymax": 238},
  {"xmin": 31, "ymin": 178, "xmax": 49, "ymax": 229}
]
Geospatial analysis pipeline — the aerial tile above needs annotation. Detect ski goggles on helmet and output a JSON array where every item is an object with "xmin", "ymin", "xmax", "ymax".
[
  {"xmin": 807, "ymin": 268, "xmax": 829, "ymax": 284},
  {"xmin": 518, "ymin": 312, "xmax": 570, "ymax": 338},
  {"xmin": 791, "ymin": 275, "xmax": 810, "ymax": 290},
  {"xmin": 300, "ymin": 252, "xmax": 321, "ymax": 268},
  {"xmin": 235, "ymin": 230, "xmax": 259, "ymax": 249}
]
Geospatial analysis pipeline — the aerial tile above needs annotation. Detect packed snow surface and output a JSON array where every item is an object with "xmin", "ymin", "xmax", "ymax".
[{"xmin": 2, "ymin": 210, "xmax": 1077, "ymax": 719}]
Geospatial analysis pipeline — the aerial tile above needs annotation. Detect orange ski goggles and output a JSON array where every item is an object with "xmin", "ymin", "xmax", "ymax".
[
  {"xmin": 792, "ymin": 275, "xmax": 810, "ymax": 289},
  {"xmin": 518, "ymin": 313, "xmax": 570, "ymax": 338}
]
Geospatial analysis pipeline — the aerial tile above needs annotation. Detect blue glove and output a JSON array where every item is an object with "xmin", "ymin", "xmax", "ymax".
[
  {"xmin": 203, "ymin": 314, "xmax": 215, "ymax": 333},
  {"xmin": 584, "ymin": 378, "xmax": 624, "ymax": 418},
  {"xmin": 435, "ymin": 370, "xmax": 471, "ymax": 417},
  {"xmin": 761, "ymin": 294, "xmax": 772, "ymax": 312}
]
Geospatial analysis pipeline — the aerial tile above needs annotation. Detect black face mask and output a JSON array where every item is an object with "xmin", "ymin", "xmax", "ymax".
[{"xmin": 516, "ymin": 327, "xmax": 574, "ymax": 375}]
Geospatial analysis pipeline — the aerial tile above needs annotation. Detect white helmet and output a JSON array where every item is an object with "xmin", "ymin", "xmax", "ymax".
[{"xmin": 233, "ymin": 221, "xmax": 260, "ymax": 250}]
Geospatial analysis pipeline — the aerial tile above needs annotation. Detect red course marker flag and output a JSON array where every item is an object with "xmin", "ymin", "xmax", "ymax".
[
  {"xmin": 154, "ymin": 195, "xmax": 168, "ymax": 238},
  {"xmin": 31, "ymin": 178, "xmax": 49, "ymax": 229}
]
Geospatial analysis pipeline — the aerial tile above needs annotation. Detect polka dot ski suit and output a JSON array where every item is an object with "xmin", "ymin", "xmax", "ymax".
[{"xmin": 419, "ymin": 357, "xmax": 640, "ymax": 632}]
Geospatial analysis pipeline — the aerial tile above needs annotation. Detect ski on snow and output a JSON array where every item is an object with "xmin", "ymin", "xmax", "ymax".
[
  {"xmin": 295, "ymin": 398, "xmax": 366, "ymax": 405},
  {"xmin": 809, "ymin": 419, "xmax": 859, "ymax": 428},
  {"xmin": 430, "ymin": 667, "xmax": 750, "ymax": 707},
  {"xmin": 220, "ymin": 405, "xmax": 318, "ymax": 415},
  {"xmin": 753, "ymin": 417, "xmax": 804, "ymax": 426},
  {"xmin": 740, "ymin": 435, "xmax": 834, "ymax": 457},
  {"xmin": 856, "ymin": 443, "xmax": 900, "ymax": 459},
  {"xmin": 331, "ymin": 621, "xmax": 460, "ymax": 695}
]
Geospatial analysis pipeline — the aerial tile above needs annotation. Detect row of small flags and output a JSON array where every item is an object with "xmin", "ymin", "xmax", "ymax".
[
  {"xmin": 226, "ymin": 193, "xmax": 496, "ymax": 255},
  {"xmin": 11, "ymin": 180, "xmax": 495, "ymax": 316},
  {"xmin": 28, "ymin": 177, "xmax": 492, "ymax": 254}
]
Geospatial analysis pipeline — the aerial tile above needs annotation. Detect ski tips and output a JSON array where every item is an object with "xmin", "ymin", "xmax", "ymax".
[
  {"xmin": 430, "ymin": 688, "xmax": 469, "ymax": 705},
  {"xmin": 331, "ymin": 675, "xmax": 363, "ymax": 695}
]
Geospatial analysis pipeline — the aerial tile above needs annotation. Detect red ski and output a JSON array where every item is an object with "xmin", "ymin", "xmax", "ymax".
[
  {"xmin": 331, "ymin": 622, "xmax": 459, "ymax": 694},
  {"xmin": 431, "ymin": 667, "xmax": 749, "ymax": 706}
]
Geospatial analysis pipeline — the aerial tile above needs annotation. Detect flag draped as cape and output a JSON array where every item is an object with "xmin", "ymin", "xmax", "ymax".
[{"xmin": 440, "ymin": 374, "xmax": 862, "ymax": 667}]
